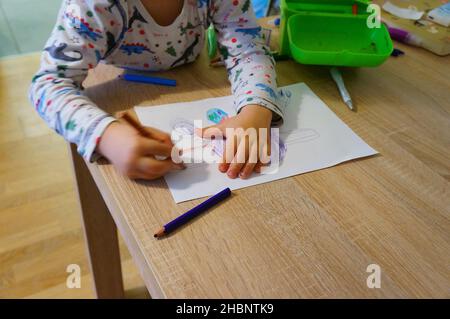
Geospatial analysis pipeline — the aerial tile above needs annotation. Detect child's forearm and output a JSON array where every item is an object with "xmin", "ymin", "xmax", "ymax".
[
  {"xmin": 29, "ymin": 0, "xmax": 124, "ymax": 161},
  {"xmin": 210, "ymin": 0, "xmax": 283, "ymax": 126},
  {"xmin": 29, "ymin": 75, "xmax": 116, "ymax": 161}
]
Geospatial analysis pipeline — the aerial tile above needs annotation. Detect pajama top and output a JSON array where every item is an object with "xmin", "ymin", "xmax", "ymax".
[{"xmin": 29, "ymin": 0, "xmax": 282, "ymax": 161}]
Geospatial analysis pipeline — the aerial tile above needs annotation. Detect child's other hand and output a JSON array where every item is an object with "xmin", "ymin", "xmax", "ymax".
[
  {"xmin": 97, "ymin": 122, "xmax": 185, "ymax": 180},
  {"xmin": 197, "ymin": 105, "xmax": 272, "ymax": 179}
]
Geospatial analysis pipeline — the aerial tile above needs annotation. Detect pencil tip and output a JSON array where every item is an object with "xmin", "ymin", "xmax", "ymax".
[
  {"xmin": 154, "ymin": 228, "xmax": 165, "ymax": 238},
  {"xmin": 346, "ymin": 100, "xmax": 355, "ymax": 111}
]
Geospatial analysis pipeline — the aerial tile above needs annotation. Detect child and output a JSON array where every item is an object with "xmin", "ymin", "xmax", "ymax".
[{"xmin": 30, "ymin": 0, "xmax": 283, "ymax": 180}]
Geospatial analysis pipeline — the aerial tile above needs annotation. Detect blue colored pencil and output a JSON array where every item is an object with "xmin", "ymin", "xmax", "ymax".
[
  {"xmin": 121, "ymin": 73, "xmax": 177, "ymax": 87},
  {"xmin": 154, "ymin": 188, "xmax": 231, "ymax": 238}
]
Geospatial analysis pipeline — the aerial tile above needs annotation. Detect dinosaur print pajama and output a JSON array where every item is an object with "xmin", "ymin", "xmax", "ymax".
[{"xmin": 29, "ymin": 0, "xmax": 282, "ymax": 161}]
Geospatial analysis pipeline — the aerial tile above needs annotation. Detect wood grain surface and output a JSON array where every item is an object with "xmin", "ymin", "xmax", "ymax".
[
  {"xmin": 74, "ymin": 19, "xmax": 450, "ymax": 298},
  {"xmin": 0, "ymin": 54, "xmax": 148, "ymax": 298}
]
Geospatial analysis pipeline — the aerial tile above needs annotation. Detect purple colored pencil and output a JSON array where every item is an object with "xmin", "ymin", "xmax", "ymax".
[{"xmin": 154, "ymin": 188, "xmax": 231, "ymax": 238}]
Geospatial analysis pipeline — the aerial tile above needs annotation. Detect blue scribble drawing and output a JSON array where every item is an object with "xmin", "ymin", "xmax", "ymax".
[
  {"xmin": 278, "ymin": 88, "xmax": 292, "ymax": 110},
  {"xmin": 278, "ymin": 88, "xmax": 292, "ymax": 100},
  {"xmin": 235, "ymin": 27, "xmax": 262, "ymax": 39},
  {"xmin": 207, "ymin": 108, "xmax": 228, "ymax": 124},
  {"xmin": 256, "ymin": 83, "xmax": 277, "ymax": 99}
]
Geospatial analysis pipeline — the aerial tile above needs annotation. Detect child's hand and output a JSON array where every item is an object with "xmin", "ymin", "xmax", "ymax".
[
  {"xmin": 197, "ymin": 105, "xmax": 272, "ymax": 179},
  {"xmin": 97, "ymin": 121, "xmax": 185, "ymax": 180}
]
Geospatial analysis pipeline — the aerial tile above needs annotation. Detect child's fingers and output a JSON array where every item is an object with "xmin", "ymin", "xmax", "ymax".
[
  {"xmin": 196, "ymin": 124, "xmax": 226, "ymax": 140},
  {"xmin": 218, "ymin": 162, "xmax": 229, "ymax": 173},
  {"xmin": 140, "ymin": 138, "xmax": 174, "ymax": 157},
  {"xmin": 240, "ymin": 142, "xmax": 258, "ymax": 179},
  {"xmin": 123, "ymin": 165, "xmax": 159, "ymax": 180},
  {"xmin": 134, "ymin": 171, "xmax": 159, "ymax": 180},
  {"xmin": 259, "ymin": 135, "xmax": 271, "ymax": 165},
  {"xmin": 219, "ymin": 134, "xmax": 238, "ymax": 172},
  {"xmin": 240, "ymin": 161, "xmax": 256, "ymax": 179},
  {"xmin": 248, "ymin": 137, "xmax": 259, "ymax": 165},
  {"xmin": 255, "ymin": 139, "xmax": 272, "ymax": 174},
  {"xmin": 137, "ymin": 157, "xmax": 184, "ymax": 177},
  {"xmin": 227, "ymin": 136, "xmax": 248, "ymax": 179},
  {"xmin": 255, "ymin": 160, "xmax": 272, "ymax": 173},
  {"xmin": 255, "ymin": 130, "xmax": 272, "ymax": 173},
  {"xmin": 143, "ymin": 126, "xmax": 173, "ymax": 145}
]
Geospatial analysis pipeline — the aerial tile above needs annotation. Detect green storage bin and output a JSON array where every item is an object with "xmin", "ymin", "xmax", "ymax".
[{"xmin": 280, "ymin": 0, "xmax": 393, "ymax": 67}]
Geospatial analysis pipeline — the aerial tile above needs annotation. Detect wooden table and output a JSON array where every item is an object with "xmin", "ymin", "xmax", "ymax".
[{"xmin": 69, "ymin": 18, "xmax": 450, "ymax": 298}]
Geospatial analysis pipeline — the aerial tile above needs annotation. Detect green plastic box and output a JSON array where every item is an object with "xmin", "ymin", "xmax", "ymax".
[{"xmin": 279, "ymin": 0, "xmax": 393, "ymax": 67}]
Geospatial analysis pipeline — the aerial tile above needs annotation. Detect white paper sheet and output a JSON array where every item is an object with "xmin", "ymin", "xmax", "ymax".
[{"xmin": 135, "ymin": 83, "xmax": 378, "ymax": 203}]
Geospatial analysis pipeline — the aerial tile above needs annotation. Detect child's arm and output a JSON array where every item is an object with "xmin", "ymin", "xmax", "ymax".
[
  {"xmin": 29, "ymin": 0, "xmax": 182, "ymax": 179},
  {"xmin": 200, "ymin": 1, "xmax": 281, "ymax": 179},
  {"xmin": 209, "ymin": 0, "xmax": 282, "ymax": 124},
  {"xmin": 29, "ymin": 0, "xmax": 125, "ymax": 161}
]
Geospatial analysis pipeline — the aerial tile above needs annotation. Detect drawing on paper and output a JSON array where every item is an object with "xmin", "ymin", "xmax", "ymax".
[
  {"xmin": 172, "ymin": 118, "xmax": 195, "ymax": 136},
  {"xmin": 168, "ymin": 88, "xmax": 318, "ymax": 166},
  {"xmin": 281, "ymin": 128, "xmax": 320, "ymax": 144},
  {"xmin": 278, "ymin": 88, "xmax": 292, "ymax": 110},
  {"xmin": 171, "ymin": 118, "xmax": 223, "ymax": 162},
  {"xmin": 170, "ymin": 126, "xmax": 319, "ymax": 168},
  {"xmin": 134, "ymin": 83, "xmax": 378, "ymax": 203},
  {"xmin": 207, "ymin": 108, "xmax": 229, "ymax": 124}
]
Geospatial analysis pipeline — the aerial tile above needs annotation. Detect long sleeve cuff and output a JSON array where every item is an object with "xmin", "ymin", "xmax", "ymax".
[
  {"xmin": 80, "ymin": 115, "xmax": 117, "ymax": 162},
  {"xmin": 235, "ymin": 90, "xmax": 285, "ymax": 127},
  {"xmin": 236, "ymin": 96, "xmax": 283, "ymax": 126}
]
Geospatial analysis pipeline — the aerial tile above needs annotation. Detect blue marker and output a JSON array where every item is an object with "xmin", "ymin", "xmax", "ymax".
[
  {"xmin": 121, "ymin": 73, "xmax": 177, "ymax": 87},
  {"xmin": 154, "ymin": 188, "xmax": 231, "ymax": 238}
]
